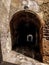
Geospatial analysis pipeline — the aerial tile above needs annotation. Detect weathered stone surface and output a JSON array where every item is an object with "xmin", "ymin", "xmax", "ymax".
[
  {"xmin": 35, "ymin": 0, "xmax": 49, "ymax": 5},
  {"xmin": 0, "ymin": 0, "xmax": 49, "ymax": 65},
  {"xmin": 40, "ymin": 3, "xmax": 49, "ymax": 22},
  {"xmin": 40, "ymin": 3, "xmax": 49, "ymax": 64},
  {"xmin": 43, "ymin": 38, "xmax": 49, "ymax": 55},
  {"xmin": 43, "ymin": 56, "xmax": 49, "ymax": 64},
  {"xmin": 3, "ymin": 51, "xmax": 48, "ymax": 65},
  {"xmin": 0, "ymin": 61, "xmax": 17, "ymax": 65},
  {"xmin": 11, "ymin": 0, "xmax": 40, "ymax": 13},
  {"xmin": 35, "ymin": 0, "xmax": 44, "ymax": 5},
  {"xmin": 0, "ymin": 35, "xmax": 2, "ymax": 63},
  {"xmin": 43, "ymin": 0, "xmax": 49, "ymax": 3}
]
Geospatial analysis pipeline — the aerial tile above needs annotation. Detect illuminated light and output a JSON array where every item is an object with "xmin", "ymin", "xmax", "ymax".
[{"xmin": 27, "ymin": 34, "xmax": 33, "ymax": 42}]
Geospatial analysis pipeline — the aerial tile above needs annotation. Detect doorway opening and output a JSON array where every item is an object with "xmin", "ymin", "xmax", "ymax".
[{"xmin": 10, "ymin": 10, "xmax": 43, "ymax": 62}]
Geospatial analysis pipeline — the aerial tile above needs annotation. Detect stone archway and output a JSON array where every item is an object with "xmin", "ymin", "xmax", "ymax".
[{"xmin": 10, "ymin": 10, "xmax": 43, "ymax": 62}]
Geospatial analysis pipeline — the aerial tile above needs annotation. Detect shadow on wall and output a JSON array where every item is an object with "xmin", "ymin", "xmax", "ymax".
[
  {"xmin": 0, "ymin": 34, "xmax": 2, "ymax": 63},
  {"xmin": 10, "ymin": 10, "xmax": 43, "ymax": 62}
]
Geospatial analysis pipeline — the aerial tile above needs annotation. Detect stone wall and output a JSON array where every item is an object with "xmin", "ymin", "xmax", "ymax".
[
  {"xmin": 39, "ymin": 1, "xmax": 49, "ymax": 63},
  {"xmin": 0, "ymin": 0, "xmax": 49, "ymax": 65}
]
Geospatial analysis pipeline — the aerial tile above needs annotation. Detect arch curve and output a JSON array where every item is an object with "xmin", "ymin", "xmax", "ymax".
[{"xmin": 10, "ymin": 10, "xmax": 43, "ymax": 62}]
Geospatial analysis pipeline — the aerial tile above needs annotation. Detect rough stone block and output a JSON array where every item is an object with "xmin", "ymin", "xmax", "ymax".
[
  {"xmin": 43, "ymin": 39, "xmax": 49, "ymax": 55},
  {"xmin": 43, "ymin": 56, "xmax": 49, "ymax": 64}
]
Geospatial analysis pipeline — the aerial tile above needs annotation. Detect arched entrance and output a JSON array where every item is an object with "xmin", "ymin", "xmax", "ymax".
[{"xmin": 10, "ymin": 10, "xmax": 43, "ymax": 62}]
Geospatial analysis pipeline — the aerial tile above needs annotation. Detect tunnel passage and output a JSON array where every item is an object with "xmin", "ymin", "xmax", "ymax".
[{"xmin": 10, "ymin": 10, "xmax": 43, "ymax": 62}]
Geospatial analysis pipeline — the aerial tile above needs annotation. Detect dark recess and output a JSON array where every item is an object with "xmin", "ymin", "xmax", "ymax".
[{"xmin": 10, "ymin": 10, "xmax": 43, "ymax": 62}]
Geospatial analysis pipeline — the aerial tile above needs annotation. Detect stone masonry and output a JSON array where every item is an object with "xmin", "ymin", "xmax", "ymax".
[{"xmin": 0, "ymin": 0, "xmax": 49, "ymax": 65}]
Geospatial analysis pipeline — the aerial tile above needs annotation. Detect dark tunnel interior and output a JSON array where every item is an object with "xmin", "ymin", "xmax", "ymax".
[
  {"xmin": 16, "ymin": 21, "xmax": 40, "ymax": 51},
  {"xmin": 10, "ymin": 11, "xmax": 43, "ymax": 62}
]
